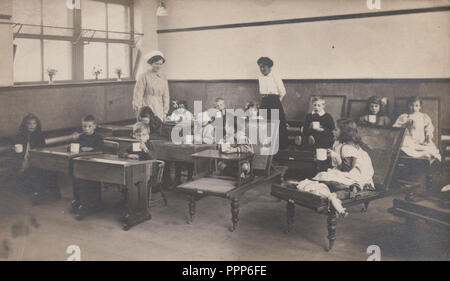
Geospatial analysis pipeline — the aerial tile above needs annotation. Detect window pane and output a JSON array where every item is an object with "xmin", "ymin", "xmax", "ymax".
[
  {"xmin": 82, "ymin": 0, "xmax": 106, "ymax": 38},
  {"xmin": 43, "ymin": 0, "xmax": 74, "ymax": 36},
  {"xmin": 108, "ymin": 3, "xmax": 129, "ymax": 39},
  {"xmin": 108, "ymin": 43, "xmax": 130, "ymax": 79},
  {"xmin": 84, "ymin": 42, "xmax": 107, "ymax": 79},
  {"xmin": 13, "ymin": 0, "xmax": 42, "ymax": 34},
  {"xmin": 44, "ymin": 40, "xmax": 72, "ymax": 81},
  {"xmin": 14, "ymin": 39, "xmax": 42, "ymax": 82}
]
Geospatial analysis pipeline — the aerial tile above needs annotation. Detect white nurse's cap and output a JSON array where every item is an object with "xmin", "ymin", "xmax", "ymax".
[{"xmin": 144, "ymin": 50, "xmax": 165, "ymax": 64}]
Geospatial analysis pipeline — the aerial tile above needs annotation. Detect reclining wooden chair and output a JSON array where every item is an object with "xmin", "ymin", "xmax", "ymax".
[
  {"xmin": 271, "ymin": 126, "xmax": 405, "ymax": 251},
  {"xmin": 393, "ymin": 97, "xmax": 441, "ymax": 199},
  {"xmin": 176, "ymin": 120, "xmax": 287, "ymax": 231}
]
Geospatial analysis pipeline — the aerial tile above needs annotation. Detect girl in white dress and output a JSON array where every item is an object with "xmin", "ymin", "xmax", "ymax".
[
  {"xmin": 313, "ymin": 119, "xmax": 375, "ymax": 191},
  {"xmin": 393, "ymin": 96, "xmax": 441, "ymax": 163}
]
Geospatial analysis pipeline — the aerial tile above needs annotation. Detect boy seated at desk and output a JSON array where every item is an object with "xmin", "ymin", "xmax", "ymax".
[
  {"xmin": 120, "ymin": 122, "xmax": 157, "ymax": 161},
  {"xmin": 71, "ymin": 115, "xmax": 104, "ymax": 152},
  {"xmin": 70, "ymin": 115, "xmax": 104, "ymax": 217},
  {"xmin": 296, "ymin": 96, "xmax": 335, "ymax": 149},
  {"xmin": 218, "ymin": 121, "xmax": 254, "ymax": 179}
]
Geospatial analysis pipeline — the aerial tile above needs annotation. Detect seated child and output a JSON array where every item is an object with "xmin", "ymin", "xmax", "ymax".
[
  {"xmin": 167, "ymin": 99, "xmax": 179, "ymax": 117},
  {"xmin": 299, "ymin": 96, "xmax": 335, "ymax": 149},
  {"xmin": 14, "ymin": 114, "xmax": 57, "ymax": 203},
  {"xmin": 290, "ymin": 119, "xmax": 376, "ymax": 217},
  {"xmin": 194, "ymin": 111, "xmax": 215, "ymax": 144},
  {"xmin": 138, "ymin": 106, "xmax": 162, "ymax": 135},
  {"xmin": 244, "ymin": 101, "xmax": 260, "ymax": 119},
  {"xmin": 71, "ymin": 115, "xmax": 104, "ymax": 217},
  {"xmin": 393, "ymin": 96, "xmax": 441, "ymax": 163},
  {"xmin": 168, "ymin": 100, "xmax": 193, "ymax": 122},
  {"xmin": 120, "ymin": 122, "xmax": 157, "ymax": 161},
  {"xmin": 218, "ymin": 121, "xmax": 254, "ymax": 179},
  {"xmin": 313, "ymin": 119, "xmax": 375, "ymax": 192},
  {"xmin": 358, "ymin": 96, "xmax": 390, "ymax": 127}
]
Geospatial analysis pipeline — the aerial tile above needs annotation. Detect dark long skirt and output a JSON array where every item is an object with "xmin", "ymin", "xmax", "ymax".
[{"xmin": 260, "ymin": 94, "xmax": 289, "ymax": 150}]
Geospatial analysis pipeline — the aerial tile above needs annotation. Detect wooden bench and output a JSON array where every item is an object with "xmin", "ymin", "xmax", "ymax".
[
  {"xmin": 176, "ymin": 120, "xmax": 287, "ymax": 231},
  {"xmin": 271, "ymin": 126, "xmax": 405, "ymax": 251}
]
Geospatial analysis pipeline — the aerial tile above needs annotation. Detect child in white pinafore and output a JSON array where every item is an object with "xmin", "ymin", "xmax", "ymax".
[{"xmin": 393, "ymin": 96, "xmax": 441, "ymax": 163}]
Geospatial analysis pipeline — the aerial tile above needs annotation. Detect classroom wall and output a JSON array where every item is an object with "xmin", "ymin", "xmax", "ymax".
[
  {"xmin": 158, "ymin": 0, "xmax": 449, "ymax": 79},
  {"xmin": 168, "ymin": 79, "xmax": 450, "ymax": 128},
  {"xmin": 0, "ymin": 82, "xmax": 136, "ymax": 138},
  {"xmin": 0, "ymin": 0, "xmax": 13, "ymax": 87}
]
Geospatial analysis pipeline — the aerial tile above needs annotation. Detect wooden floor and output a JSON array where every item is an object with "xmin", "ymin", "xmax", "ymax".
[{"xmin": 0, "ymin": 176, "xmax": 448, "ymax": 261}]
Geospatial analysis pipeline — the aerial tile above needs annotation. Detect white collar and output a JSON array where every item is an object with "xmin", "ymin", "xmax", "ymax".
[{"xmin": 312, "ymin": 110, "xmax": 326, "ymax": 117}]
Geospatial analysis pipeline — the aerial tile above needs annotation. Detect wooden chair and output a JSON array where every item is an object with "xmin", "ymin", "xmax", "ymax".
[
  {"xmin": 271, "ymin": 125, "xmax": 405, "ymax": 251},
  {"xmin": 393, "ymin": 97, "xmax": 441, "ymax": 196},
  {"xmin": 149, "ymin": 160, "xmax": 167, "ymax": 207},
  {"xmin": 176, "ymin": 120, "xmax": 287, "ymax": 231}
]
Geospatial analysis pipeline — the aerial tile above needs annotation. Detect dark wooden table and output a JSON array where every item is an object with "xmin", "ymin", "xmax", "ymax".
[
  {"xmin": 72, "ymin": 154, "xmax": 157, "ymax": 230},
  {"xmin": 29, "ymin": 145, "xmax": 102, "ymax": 201}
]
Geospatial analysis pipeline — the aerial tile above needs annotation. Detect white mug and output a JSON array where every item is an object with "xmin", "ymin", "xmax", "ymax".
[
  {"xmin": 312, "ymin": 121, "xmax": 320, "ymax": 130},
  {"xmin": 70, "ymin": 143, "xmax": 80, "ymax": 153},
  {"xmin": 316, "ymin": 148, "xmax": 327, "ymax": 161},
  {"xmin": 132, "ymin": 142, "xmax": 141, "ymax": 152},
  {"xmin": 14, "ymin": 144, "xmax": 23, "ymax": 153},
  {"xmin": 368, "ymin": 115, "xmax": 376, "ymax": 124},
  {"xmin": 185, "ymin": 135, "xmax": 194, "ymax": 144}
]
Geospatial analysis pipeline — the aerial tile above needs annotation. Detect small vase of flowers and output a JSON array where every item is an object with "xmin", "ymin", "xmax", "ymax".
[
  {"xmin": 46, "ymin": 68, "xmax": 58, "ymax": 84},
  {"xmin": 115, "ymin": 67, "xmax": 123, "ymax": 81},
  {"xmin": 93, "ymin": 65, "xmax": 103, "ymax": 80}
]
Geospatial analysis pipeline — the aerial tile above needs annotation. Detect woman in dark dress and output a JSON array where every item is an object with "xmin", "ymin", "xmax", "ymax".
[{"xmin": 257, "ymin": 57, "xmax": 289, "ymax": 150}]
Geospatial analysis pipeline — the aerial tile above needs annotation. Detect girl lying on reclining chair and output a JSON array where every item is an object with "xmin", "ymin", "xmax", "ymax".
[{"xmin": 288, "ymin": 119, "xmax": 375, "ymax": 216}]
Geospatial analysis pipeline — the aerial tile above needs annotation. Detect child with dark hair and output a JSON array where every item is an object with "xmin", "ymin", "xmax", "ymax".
[
  {"xmin": 168, "ymin": 100, "xmax": 193, "ymax": 122},
  {"xmin": 72, "ymin": 115, "xmax": 104, "ymax": 152},
  {"xmin": 138, "ymin": 106, "xmax": 162, "ymax": 134},
  {"xmin": 14, "ymin": 114, "xmax": 58, "ymax": 203},
  {"xmin": 358, "ymin": 96, "xmax": 390, "ymax": 127},
  {"xmin": 71, "ymin": 115, "xmax": 104, "ymax": 218},
  {"xmin": 393, "ymin": 96, "xmax": 441, "ymax": 162}
]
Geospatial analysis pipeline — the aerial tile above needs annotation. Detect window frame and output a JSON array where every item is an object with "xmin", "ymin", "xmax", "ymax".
[{"xmin": 13, "ymin": 0, "xmax": 137, "ymax": 85}]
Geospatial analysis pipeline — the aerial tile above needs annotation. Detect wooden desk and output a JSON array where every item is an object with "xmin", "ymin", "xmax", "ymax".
[
  {"xmin": 29, "ymin": 145, "xmax": 101, "ymax": 201},
  {"xmin": 72, "ymin": 154, "xmax": 156, "ymax": 230}
]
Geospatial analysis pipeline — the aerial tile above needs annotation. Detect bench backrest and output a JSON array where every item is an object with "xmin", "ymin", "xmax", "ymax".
[
  {"xmin": 359, "ymin": 126, "xmax": 405, "ymax": 191},
  {"xmin": 246, "ymin": 119, "xmax": 278, "ymax": 176}
]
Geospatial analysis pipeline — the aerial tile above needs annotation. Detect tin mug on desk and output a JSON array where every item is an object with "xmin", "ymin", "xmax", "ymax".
[
  {"xmin": 14, "ymin": 144, "xmax": 23, "ymax": 153},
  {"xmin": 70, "ymin": 143, "xmax": 80, "ymax": 153},
  {"xmin": 316, "ymin": 148, "xmax": 327, "ymax": 161}
]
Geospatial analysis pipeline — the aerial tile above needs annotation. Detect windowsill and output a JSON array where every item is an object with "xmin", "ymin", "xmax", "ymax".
[{"xmin": 1, "ymin": 79, "xmax": 136, "ymax": 90}]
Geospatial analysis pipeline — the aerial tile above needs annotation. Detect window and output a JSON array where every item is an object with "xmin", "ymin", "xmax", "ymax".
[
  {"xmin": 12, "ymin": 0, "xmax": 137, "ymax": 84},
  {"xmin": 13, "ymin": 39, "xmax": 41, "ymax": 83}
]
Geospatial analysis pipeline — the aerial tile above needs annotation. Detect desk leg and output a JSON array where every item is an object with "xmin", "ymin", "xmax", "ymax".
[
  {"xmin": 230, "ymin": 198, "xmax": 239, "ymax": 232},
  {"xmin": 286, "ymin": 201, "xmax": 295, "ymax": 233},
  {"xmin": 327, "ymin": 208, "xmax": 337, "ymax": 251},
  {"xmin": 122, "ymin": 165, "xmax": 152, "ymax": 231},
  {"xmin": 188, "ymin": 195, "xmax": 196, "ymax": 224}
]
